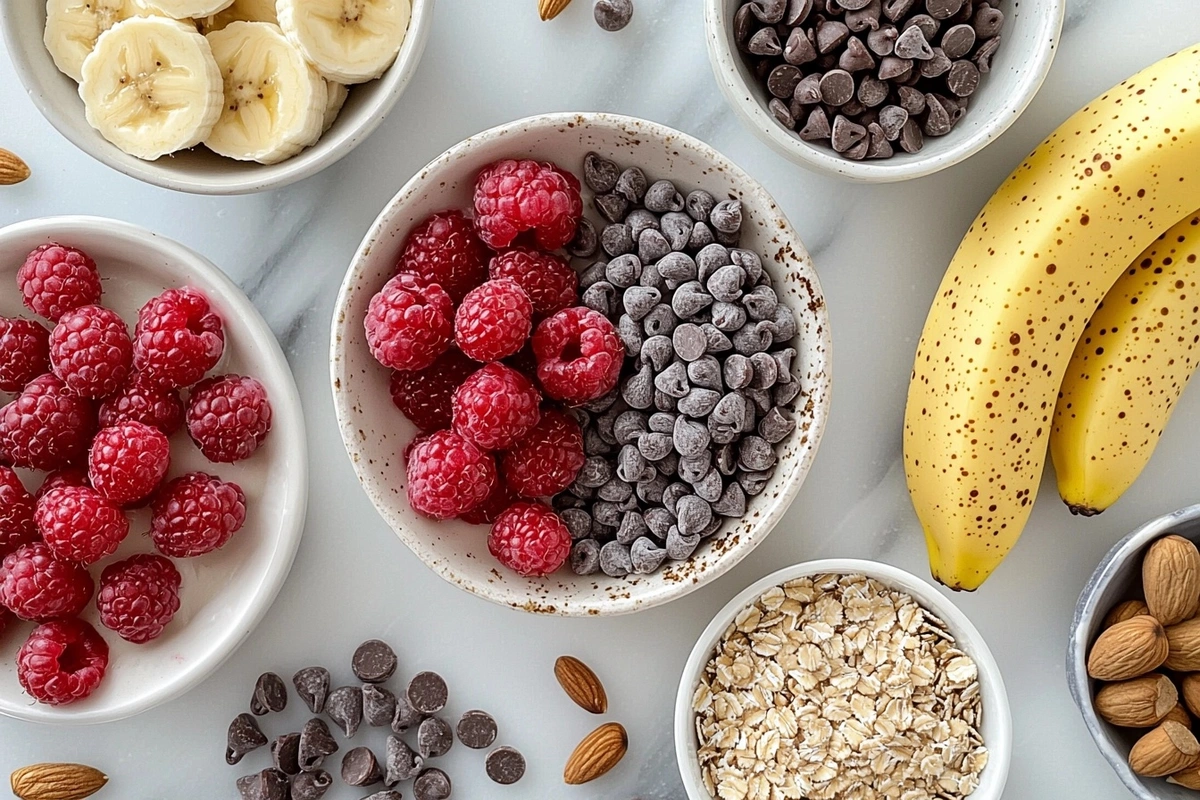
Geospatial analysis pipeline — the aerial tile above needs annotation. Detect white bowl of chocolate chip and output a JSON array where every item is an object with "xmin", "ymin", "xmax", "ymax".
[
  {"xmin": 704, "ymin": 0, "xmax": 1065, "ymax": 182},
  {"xmin": 330, "ymin": 112, "xmax": 831, "ymax": 616}
]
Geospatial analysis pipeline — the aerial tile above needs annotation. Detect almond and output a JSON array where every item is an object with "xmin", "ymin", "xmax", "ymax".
[
  {"xmin": 1095, "ymin": 673, "xmax": 1178, "ymax": 728},
  {"xmin": 563, "ymin": 721, "xmax": 627, "ymax": 785},
  {"xmin": 0, "ymin": 149, "xmax": 30, "ymax": 186},
  {"xmin": 1103, "ymin": 599, "xmax": 1150, "ymax": 630},
  {"xmin": 1166, "ymin": 703, "xmax": 1193, "ymax": 729},
  {"xmin": 10, "ymin": 763, "xmax": 107, "ymax": 800},
  {"xmin": 1144, "ymin": 534, "xmax": 1200, "ymax": 626},
  {"xmin": 1182, "ymin": 674, "xmax": 1200, "ymax": 717},
  {"xmin": 539, "ymin": 0, "xmax": 572, "ymax": 20},
  {"xmin": 1130, "ymin": 721, "xmax": 1200, "ymax": 777},
  {"xmin": 1169, "ymin": 765, "xmax": 1200, "ymax": 790},
  {"xmin": 1088, "ymin": 615, "xmax": 1169, "ymax": 681},
  {"xmin": 1167, "ymin": 619, "xmax": 1200, "ymax": 671},
  {"xmin": 555, "ymin": 655, "xmax": 608, "ymax": 714}
]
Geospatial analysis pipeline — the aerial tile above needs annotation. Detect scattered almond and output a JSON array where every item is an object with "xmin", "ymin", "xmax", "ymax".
[
  {"xmin": 1130, "ymin": 721, "xmax": 1200, "ymax": 777},
  {"xmin": 0, "ymin": 148, "xmax": 30, "ymax": 186},
  {"xmin": 1103, "ymin": 599, "xmax": 1149, "ymax": 630},
  {"xmin": 563, "ymin": 721, "xmax": 627, "ymax": 785},
  {"xmin": 539, "ymin": 0, "xmax": 572, "ymax": 20},
  {"xmin": 554, "ymin": 655, "xmax": 608, "ymax": 714},
  {"xmin": 1088, "ymin": 615, "xmax": 1169, "ymax": 681},
  {"xmin": 1170, "ymin": 765, "xmax": 1200, "ymax": 790},
  {"xmin": 1144, "ymin": 534, "xmax": 1200, "ymax": 626},
  {"xmin": 1095, "ymin": 673, "xmax": 1178, "ymax": 728},
  {"xmin": 1166, "ymin": 618, "xmax": 1200, "ymax": 672},
  {"xmin": 10, "ymin": 763, "xmax": 107, "ymax": 800}
]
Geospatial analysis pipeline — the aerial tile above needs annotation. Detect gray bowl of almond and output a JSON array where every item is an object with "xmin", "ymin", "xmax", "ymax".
[{"xmin": 1069, "ymin": 504, "xmax": 1200, "ymax": 799}]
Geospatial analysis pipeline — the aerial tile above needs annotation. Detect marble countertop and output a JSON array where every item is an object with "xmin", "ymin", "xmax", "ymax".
[{"xmin": 2, "ymin": 0, "xmax": 1199, "ymax": 796}]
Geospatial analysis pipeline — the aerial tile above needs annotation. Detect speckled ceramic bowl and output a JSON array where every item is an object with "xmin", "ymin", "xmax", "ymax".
[
  {"xmin": 1068, "ymin": 504, "xmax": 1200, "ymax": 799},
  {"xmin": 329, "ymin": 112, "xmax": 831, "ymax": 616}
]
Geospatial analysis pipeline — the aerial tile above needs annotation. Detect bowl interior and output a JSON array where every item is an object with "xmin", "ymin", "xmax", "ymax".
[
  {"xmin": 1068, "ymin": 505, "xmax": 1200, "ymax": 800},
  {"xmin": 674, "ymin": 559, "xmax": 1012, "ymax": 799},
  {"xmin": 0, "ymin": 217, "xmax": 307, "ymax": 723},
  {"xmin": 0, "ymin": 0, "xmax": 432, "ymax": 194},
  {"xmin": 331, "ymin": 112, "xmax": 831, "ymax": 616},
  {"xmin": 706, "ymin": 0, "xmax": 1064, "ymax": 181}
]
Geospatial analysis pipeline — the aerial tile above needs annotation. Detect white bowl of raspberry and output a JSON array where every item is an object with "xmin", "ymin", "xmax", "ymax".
[
  {"xmin": 330, "ymin": 112, "xmax": 831, "ymax": 616},
  {"xmin": 0, "ymin": 216, "xmax": 306, "ymax": 723}
]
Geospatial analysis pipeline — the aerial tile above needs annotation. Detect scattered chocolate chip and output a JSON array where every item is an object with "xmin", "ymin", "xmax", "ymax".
[
  {"xmin": 272, "ymin": 732, "xmax": 301, "ymax": 775},
  {"xmin": 486, "ymin": 746, "xmax": 526, "ymax": 785},
  {"xmin": 386, "ymin": 735, "xmax": 424, "ymax": 785},
  {"xmin": 947, "ymin": 59, "xmax": 980, "ymax": 96},
  {"xmin": 252, "ymin": 672, "xmax": 288, "ymax": 716},
  {"xmin": 363, "ymin": 684, "xmax": 397, "ymax": 727},
  {"xmin": 227, "ymin": 713, "xmax": 268, "ymax": 765},
  {"xmin": 594, "ymin": 0, "xmax": 634, "ymax": 31},
  {"xmin": 391, "ymin": 691, "xmax": 424, "ymax": 733},
  {"xmin": 293, "ymin": 667, "xmax": 330, "ymax": 715},
  {"xmin": 341, "ymin": 746, "xmax": 383, "ymax": 787},
  {"xmin": 326, "ymin": 686, "xmax": 364, "ymax": 738},
  {"xmin": 456, "ymin": 709, "xmax": 498, "ymax": 749},
  {"xmin": 298, "ymin": 718, "xmax": 339, "ymax": 772},
  {"xmin": 583, "ymin": 152, "xmax": 620, "ymax": 193},
  {"xmin": 417, "ymin": 716, "xmax": 454, "ymax": 759},
  {"xmin": 237, "ymin": 769, "xmax": 288, "ymax": 800},
  {"xmin": 413, "ymin": 768, "xmax": 452, "ymax": 800},
  {"xmin": 361, "ymin": 792, "xmax": 404, "ymax": 800},
  {"xmin": 407, "ymin": 671, "xmax": 448, "ymax": 715},
  {"xmin": 290, "ymin": 770, "xmax": 332, "ymax": 800}
]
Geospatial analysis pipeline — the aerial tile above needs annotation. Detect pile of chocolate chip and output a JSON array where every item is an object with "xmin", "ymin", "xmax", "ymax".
[
  {"xmin": 227, "ymin": 640, "xmax": 525, "ymax": 799},
  {"xmin": 557, "ymin": 154, "xmax": 801, "ymax": 578},
  {"xmin": 733, "ymin": 0, "xmax": 1006, "ymax": 159}
]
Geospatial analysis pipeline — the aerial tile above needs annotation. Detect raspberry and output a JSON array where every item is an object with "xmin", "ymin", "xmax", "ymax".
[
  {"xmin": 0, "ymin": 543, "xmax": 94, "ymax": 621},
  {"xmin": 0, "ymin": 317, "xmax": 51, "ymax": 393},
  {"xmin": 473, "ymin": 160, "xmax": 583, "ymax": 251},
  {"xmin": 389, "ymin": 349, "xmax": 475, "ymax": 432},
  {"xmin": 365, "ymin": 273, "xmax": 454, "ymax": 371},
  {"xmin": 489, "ymin": 248, "xmax": 579, "ymax": 316},
  {"xmin": 17, "ymin": 618, "xmax": 109, "ymax": 705},
  {"xmin": 405, "ymin": 429, "xmax": 497, "ymax": 519},
  {"xmin": 458, "ymin": 479, "xmax": 519, "ymax": 525},
  {"xmin": 186, "ymin": 374, "xmax": 272, "ymax": 463},
  {"xmin": 36, "ymin": 485, "xmax": 130, "ymax": 565},
  {"xmin": 487, "ymin": 501, "xmax": 571, "ymax": 576},
  {"xmin": 0, "ymin": 374, "xmax": 96, "ymax": 471},
  {"xmin": 49, "ymin": 305, "xmax": 133, "ymax": 399},
  {"xmin": 17, "ymin": 244, "xmax": 102, "ymax": 323},
  {"xmin": 533, "ymin": 307, "xmax": 624, "ymax": 405},
  {"xmin": 89, "ymin": 422, "xmax": 171, "ymax": 505},
  {"xmin": 502, "ymin": 409, "xmax": 585, "ymax": 498},
  {"xmin": 98, "ymin": 372, "xmax": 185, "ymax": 434},
  {"xmin": 97, "ymin": 554, "xmax": 182, "ymax": 644},
  {"xmin": 454, "ymin": 278, "xmax": 532, "ymax": 362},
  {"xmin": 398, "ymin": 209, "xmax": 490, "ymax": 303},
  {"xmin": 150, "ymin": 472, "xmax": 247, "ymax": 557},
  {"xmin": 36, "ymin": 468, "xmax": 89, "ymax": 500},
  {"xmin": 452, "ymin": 363, "xmax": 542, "ymax": 451},
  {"xmin": 0, "ymin": 466, "xmax": 38, "ymax": 555},
  {"xmin": 133, "ymin": 287, "xmax": 225, "ymax": 389}
]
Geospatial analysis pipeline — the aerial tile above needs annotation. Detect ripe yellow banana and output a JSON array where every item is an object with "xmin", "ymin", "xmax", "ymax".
[
  {"xmin": 1051, "ymin": 212, "xmax": 1200, "ymax": 516},
  {"xmin": 904, "ymin": 45, "xmax": 1200, "ymax": 591}
]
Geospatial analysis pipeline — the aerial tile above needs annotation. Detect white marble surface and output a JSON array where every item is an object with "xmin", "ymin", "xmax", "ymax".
[{"xmin": 1, "ymin": 0, "xmax": 1199, "ymax": 797}]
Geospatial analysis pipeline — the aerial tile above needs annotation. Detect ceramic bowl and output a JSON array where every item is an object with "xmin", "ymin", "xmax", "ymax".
[
  {"xmin": 0, "ymin": 2, "xmax": 434, "ymax": 195},
  {"xmin": 675, "ymin": 559, "xmax": 1013, "ymax": 799},
  {"xmin": 1068, "ymin": 504, "xmax": 1200, "ymax": 799},
  {"xmin": 702, "ymin": 0, "xmax": 1065, "ymax": 182},
  {"xmin": 0, "ymin": 216, "xmax": 307, "ymax": 723},
  {"xmin": 330, "ymin": 111, "xmax": 832, "ymax": 617}
]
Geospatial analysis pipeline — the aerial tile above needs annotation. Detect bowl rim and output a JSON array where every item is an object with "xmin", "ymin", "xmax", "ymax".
[
  {"xmin": 329, "ymin": 110, "xmax": 833, "ymax": 617},
  {"xmin": 701, "ymin": 0, "xmax": 1066, "ymax": 183},
  {"xmin": 673, "ymin": 558, "xmax": 1013, "ymax": 800},
  {"xmin": 0, "ymin": 215, "xmax": 309, "ymax": 724},
  {"xmin": 1066, "ymin": 503, "xmax": 1200, "ymax": 799},
  {"xmin": 0, "ymin": 0, "xmax": 435, "ymax": 195}
]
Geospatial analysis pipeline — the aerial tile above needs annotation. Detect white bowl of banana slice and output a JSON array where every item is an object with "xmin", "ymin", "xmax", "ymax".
[{"xmin": 0, "ymin": 0, "xmax": 433, "ymax": 194}]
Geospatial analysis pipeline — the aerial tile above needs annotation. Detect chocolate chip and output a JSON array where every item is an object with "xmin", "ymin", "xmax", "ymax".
[
  {"xmin": 972, "ymin": 4, "xmax": 1003, "ymax": 38},
  {"xmin": 407, "ymin": 672, "xmax": 448, "ymax": 715},
  {"xmin": 714, "ymin": 481, "xmax": 748, "ymax": 516},
  {"xmin": 571, "ymin": 538, "xmax": 601, "ymax": 574},
  {"xmin": 666, "ymin": 526, "xmax": 701, "ymax": 560},
  {"xmin": 897, "ymin": 84, "xmax": 926, "ymax": 114},
  {"xmin": 920, "ymin": 46, "xmax": 951, "ymax": 77},
  {"xmin": 661, "ymin": 211, "xmax": 693, "ymax": 251},
  {"xmin": 815, "ymin": 17, "xmax": 850, "ymax": 52},
  {"xmin": 618, "ymin": 313, "xmax": 643, "ymax": 356},
  {"xmin": 361, "ymin": 792, "xmax": 404, "ymax": 800},
  {"xmin": 877, "ymin": 54, "xmax": 912, "ymax": 80},
  {"xmin": 783, "ymin": 26, "xmax": 818, "ymax": 66},
  {"xmin": 926, "ymin": 0, "xmax": 962, "ymax": 19},
  {"xmin": 799, "ymin": 107, "xmax": 832, "ymax": 141},
  {"xmin": 947, "ymin": 59, "xmax": 980, "ymax": 96},
  {"xmin": 487, "ymin": 746, "xmax": 526, "ymax": 785},
  {"xmin": 923, "ymin": 92, "xmax": 952, "ymax": 135},
  {"xmin": 594, "ymin": 0, "xmax": 634, "ymax": 31},
  {"xmin": 674, "ymin": 415, "xmax": 711, "ymax": 458},
  {"xmin": 341, "ymin": 746, "xmax": 382, "ymax": 787},
  {"xmin": 867, "ymin": 24, "xmax": 898, "ymax": 54},
  {"xmin": 352, "ymin": 640, "xmax": 397, "ymax": 684},
  {"xmin": 568, "ymin": 218, "xmax": 599, "ymax": 258},
  {"xmin": 974, "ymin": 34, "xmax": 1000, "ymax": 72},
  {"xmin": 584, "ymin": 152, "xmax": 620, "ymax": 193},
  {"xmin": 657, "ymin": 251, "xmax": 698, "ymax": 284},
  {"xmin": 710, "ymin": 200, "xmax": 742, "ymax": 235},
  {"xmin": 893, "ymin": 24, "xmax": 933, "ymax": 59},
  {"xmin": 614, "ymin": 166, "xmax": 647, "ymax": 204},
  {"xmin": 227, "ymin": 713, "xmax": 268, "ymax": 765},
  {"xmin": 454, "ymin": 709, "xmax": 498, "ymax": 750},
  {"xmin": 416, "ymin": 716, "xmax": 453, "ymax": 760},
  {"xmin": 237, "ymin": 769, "xmax": 288, "ymax": 800},
  {"xmin": 878, "ymin": 104, "xmax": 908, "ymax": 139},
  {"xmin": 622, "ymin": 286, "xmax": 661, "ymax": 321},
  {"xmin": 839, "ymin": 36, "xmax": 876, "ymax": 72},
  {"xmin": 293, "ymin": 667, "xmax": 330, "ymax": 715},
  {"xmin": 326, "ymin": 686, "xmax": 363, "ymax": 738},
  {"xmin": 602, "ymin": 223, "xmax": 634, "ymax": 258},
  {"xmin": 643, "ymin": 304, "xmax": 678, "ymax": 337},
  {"xmin": 818, "ymin": 70, "xmax": 855, "ymax": 106},
  {"xmin": 298, "ymin": 718, "xmax": 339, "ymax": 772},
  {"xmin": 385, "ymin": 735, "xmax": 424, "ymax": 784},
  {"xmin": 899, "ymin": 117, "xmax": 924, "ymax": 152},
  {"xmin": 940, "ymin": 22, "xmax": 975, "ymax": 58},
  {"xmin": 600, "ymin": 540, "xmax": 633, "ymax": 576},
  {"xmin": 363, "ymin": 685, "xmax": 397, "ymax": 728},
  {"xmin": 595, "ymin": 192, "xmax": 629, "ymax": 223},
  {"xmin": 290, "ymin": 770, "xmax": 332, "ymax": 800},
  {"xmin": 672, "ymin": 281, "xmax": 714, "ymax": 319},
  {"xmin": 272, "ymin": 733, "xmax": 301, "ymax": 775}
]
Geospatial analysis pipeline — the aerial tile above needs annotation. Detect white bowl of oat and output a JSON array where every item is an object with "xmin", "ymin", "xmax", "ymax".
[{"xmin": 675, "ymin": 560, "xmax": 1011, "ymax": 800}]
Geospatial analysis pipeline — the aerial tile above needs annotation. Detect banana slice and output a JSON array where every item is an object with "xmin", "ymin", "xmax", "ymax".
[
  {"xmin": 79, "ymin": 17, "xmax": 223, "ymax": 161},
  {"xmin": 204, "ymin": 22, "xmax": 327, "ymax": 164},
  {"xmin": 44, "ymin": 0, "xmax": 172, "ymax": 82},
  {"xmin": 323, "ymin": 81, "xmax": 349, "ymax": 132},
  {"xmin": 276, "ymin": 0, "xmax": 411, "ymax": 84},
  {"xmin": 145, "ymin": 0, "xmax": 234, "ymax": 19},
  {"xmin": 196, "ymin": 0, "xmax": 277, "ymax": 34}
]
